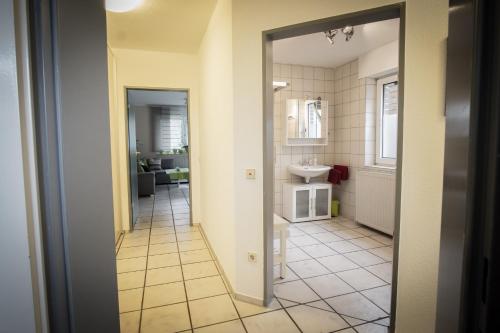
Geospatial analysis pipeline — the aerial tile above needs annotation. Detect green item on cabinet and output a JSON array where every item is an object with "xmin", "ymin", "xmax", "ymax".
[{"xmin": 331, "ymin": 199, "xmax": 340, "ymax": 217}]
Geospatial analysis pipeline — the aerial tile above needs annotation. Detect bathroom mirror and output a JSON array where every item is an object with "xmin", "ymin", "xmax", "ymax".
[{"xmin": 284, "ymin": 98, "xmax": 328, "ymax": 145}]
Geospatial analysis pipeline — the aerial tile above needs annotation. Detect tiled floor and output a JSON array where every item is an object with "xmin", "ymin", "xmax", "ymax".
[
  {"xmin": 273, "ymin": 217, "xmax": 393, "ymax": 333},
  {"xmin": 116, "ymin": 184, "xmax": 393, "ymax": 332}
]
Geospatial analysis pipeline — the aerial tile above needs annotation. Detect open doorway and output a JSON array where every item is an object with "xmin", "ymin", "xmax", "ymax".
[
  {"xmin": 264, "ymin": 5, "xmax": 404, "ymax": 332},
  {"xmin": 125, "ymin": 88, "xmax": 192, "ymax": 231}
]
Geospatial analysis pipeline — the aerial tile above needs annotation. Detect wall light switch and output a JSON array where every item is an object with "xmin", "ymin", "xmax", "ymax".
[{"xmin": 245, "ymin": 169, "xmax": 256, "ymax": 179}]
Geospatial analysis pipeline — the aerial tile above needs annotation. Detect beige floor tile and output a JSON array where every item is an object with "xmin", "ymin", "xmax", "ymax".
[
  {"xmin": 333, "ymin": 229, "xmax": 365, "ymax": 240},
  {"xmin": 324, "ymin": 240, "xmax": 363, "ymax": 253},
  {"xmin": 325, "ymin": 292, "xmax": 387, "ymax": 321},
  {"xmin": 193, "ymin": 319, "xmax": 245, "ymax": 333},
  {"xmin": 242, "ymin": 309, "xmax": 300, "ymax": 333},
  {"xmin": 185, "ymin": 275, "xmax": 227, "ymax": 300},
  {"xmin": 289, "ymin": 235, "xmax": 320, "ymax": 247},
  {"xmin": 317, "ymin": 255, "xmax": 359, "ymax": 272},
  {"xmin": 335, "ymin": 268, "xmax": 386, "ymax": 291},
  {"xmin": 189, "ymin": 294, "xmax": 238, "ymax": 328},
  {"xmin": 117, "ymin": 246, "xmax": 148, "ymax": 259},
  {"xmin": 365, "ymin": 262, "xmax": 393, "ymax": 283},
  {"xmin": 118, "ymin": 288, "xmax": 143, "ymax": 313},
  {"xmin": 301, "ymin": 244, "xmax": 338, "ymax": 258},
  {"xmin": 304, "ymin": 274, "xmax": 355, "ymax": 298},
  {"xmin": 146, "ymin": 266, "xmax": 183, "ymax": 286},
  {"xmin": 147, "ymin": 253, "xmax": 180, "ymax": 269},
  {"xmin": 148, "ymin": 242, "xmax": 178, "ymax": 255},
  {"xmin": 286, "ymin": 247, "xmax": 312, "ymax": 262},
  {"xmin": 344, "ymin": 250, "xmax": 385, "ymax": 267},
  {"xmin": 178, "ymin": 240, "xmax": 207, "ymax": 252},
  {"xmin": 336, "ymin": 329, "xmax": 356, "ymax": 333},
  {"xmin": 117, "ymin": 271, "xmax": 145, "ymax": 290},
  {"xmin": 361, "ymin": 285, "xmax": 391, "ymax": 313},
  {"xmin": 141, "ymin": 303, "xmax": 191, "ymax": 333},
  {"xmin": 349, "ymin": 237, "xmax": 384, "ymax": 250},
  {"xmin": 134, "ymin": 222, "xmax": 151, "ymax": 230},
  {"xmin": 121, "ymin": 237, "xmax": 149, "ymax": 248},
  {"xmin": 369, "ymin": 234, "xmax": 393, "ymax": 246},
  {"xmin": 176, "ymin": 231, "xmax": 203, "ymax": 241},
  {"xmin": 176, "ymin": 225, "xmax": 198, "ymax": 233},
  {"xmin": 273, "ymin": 280, "xmax": 320, "ymax": 303},
  {"xmin": 232, "ymin": 297, "xmax": 281, "ymax": 317},
  {"xmin": 355, "ymin": 323, "xmax": 389, "ymax": 333},
  {"xmin": 287, "ymin": 259, "xmax": 330, "ymax": 278},
  {"xmin": 152, "ymin": 221, "xmax": 175, "ymax": 228},
  {"xmin": 149, "ymin": 233, "xmax": 177, "ymax": 244},
  {"xmin": 150, "ymin": 226, "xmax": 175, "ymax": 235},
  {"xmin": 287, "ymin": 305, "xmax": 349, "ymax": 333},
  {"xmin": 116, "ymin": 257, "xmax": 147, "ymax": 273},
  {"xmin": 124, "ymin": 229, "xmax": 150, "ymax": 239},
  {"xmin": 143, "ymin": 282, "xmax": 186, "ymax": 308},
  {"xmin": 120, "ymin": 311, "xmax": 140, "ymax": 333},
  {"xmin": 368, "ymin": 247, "xmax": 393, "ymax": 261},
  {"xmin": 182, "ymin": 261, "xmax": 219, "ymax": 280}
]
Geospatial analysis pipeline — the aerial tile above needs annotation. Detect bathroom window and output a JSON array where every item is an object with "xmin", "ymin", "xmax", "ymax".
[{"xmin": 376, "ymin": 74, "xmax": 398, "ymax": 166}]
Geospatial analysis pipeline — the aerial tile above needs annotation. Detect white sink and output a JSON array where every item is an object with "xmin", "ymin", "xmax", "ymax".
[{"xmin": 288, "ymin": 164, "xmax": 331, "ymax": 183}]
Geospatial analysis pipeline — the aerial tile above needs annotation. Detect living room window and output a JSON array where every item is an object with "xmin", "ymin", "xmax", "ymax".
[
  {"xmin": 376, "ymin": 74, "xmax": 398, "ymax": 167},
  {"xmin": 154, "ymin": 108, "xmax": 188, "ymax": 152}
]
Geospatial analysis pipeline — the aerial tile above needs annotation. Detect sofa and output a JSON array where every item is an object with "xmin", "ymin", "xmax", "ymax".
[
  {"xmin": 138, "ymin": 172, "xmax": 155, "ymax": 196},
  {"xmin": 137, "ymin": 154, "xmax": 189, "ymax": 191}
]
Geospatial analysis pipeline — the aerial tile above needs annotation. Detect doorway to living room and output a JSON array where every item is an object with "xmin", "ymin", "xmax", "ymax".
[{"xmin": 126, "ymin": 88, "xmax": 192, "ymax": 231}]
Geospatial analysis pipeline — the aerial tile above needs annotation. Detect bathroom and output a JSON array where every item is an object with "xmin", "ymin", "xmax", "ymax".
[{"xmin": 272, "ymin": 18, "xmax": 399, "ymax": 328}]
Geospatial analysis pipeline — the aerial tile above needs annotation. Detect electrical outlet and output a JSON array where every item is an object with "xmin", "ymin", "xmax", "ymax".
[
  {"xmin": 245, "ymin": 169, "xmax": 256, "ymax": 179},
  {"xmin": 248, "ymin": 252, "xmax": 257, "ymax": 262}
]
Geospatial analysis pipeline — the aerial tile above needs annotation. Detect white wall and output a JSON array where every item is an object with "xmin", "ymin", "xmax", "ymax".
[
  {"xmin": 358, "ymin": 40, "xmax": 399, "ymax": 78},
  {"xmin": 198, "ymin": 0, "xmax": 237, "ymax": 286},
  {"xmin": 108, "ymin": 48, "xmax": 201, "ymax": 231},
  {"xmin": 228, "ymin": 1, "xmax": 447, "ymax": 332}
]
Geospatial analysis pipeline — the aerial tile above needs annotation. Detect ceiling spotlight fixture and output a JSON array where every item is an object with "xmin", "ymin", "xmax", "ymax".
[
  {"xmin": 105, "ymin": 0, "xmax": 144, "ymax": 13},
  {"xmin": 341, "ymin": 26, "xmax": 355, "ymax": 41},
  {"xmin": 324, "ymin": 29, "xmax": 338, "ymax": 45}
]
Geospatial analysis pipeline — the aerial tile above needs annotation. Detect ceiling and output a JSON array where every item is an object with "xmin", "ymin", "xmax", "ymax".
[
  {"xmin": 128, "ymin": 90, "xmax": 187, "ymax": 107},
  {"xmin": 273, "ymin": 18, "xmax": 399, "ymax": 68},
  {"xmin": 106, "ymin": 0, "xmax": 217, "ymax": 53}
]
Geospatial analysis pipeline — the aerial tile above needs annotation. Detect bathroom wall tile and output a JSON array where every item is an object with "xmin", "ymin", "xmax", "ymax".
[
  {"xmin": 292, "ymin": 65, "xmax": 304, "ymax": 78},
  {"xmin": 280, "ymin": 64, "xmax": 291, "ymax": 78},
  {"xmin": 314, "ymin": 67, "xmax": 325, "ymax": 80},
  {"xmin": 303, "ymin": 66, "xmax": 314, "ymax": 79}
]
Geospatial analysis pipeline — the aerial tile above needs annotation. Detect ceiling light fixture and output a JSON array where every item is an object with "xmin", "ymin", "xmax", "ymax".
[
  {"xmin": 324, "ymin": 29, "xmax": 338, "ymax": 45},
  {"xmin": 342, "ymin": 26, "xmax": 355, "ymax": 41},
  {"xmin": 324, "ymin": 26, "xmax": 355, "ymax": 45},
  {"xmin": 105, "ymin": 0, "xmax": 144, "ymax": 13}
]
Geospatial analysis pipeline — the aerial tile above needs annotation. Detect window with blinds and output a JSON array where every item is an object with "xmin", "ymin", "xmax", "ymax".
[
  {"xmin": 376, "ymin": 75, "xmax": 398, "ymax": 166},
  {"xmin": 153, "ymin": 107, "xmax": 188, "ymax": 152}
]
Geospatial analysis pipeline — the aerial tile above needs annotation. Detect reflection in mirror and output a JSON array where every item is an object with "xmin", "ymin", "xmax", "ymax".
[{"xmin": 286, "ymin": 98, "xmax": 328, "ymax": 140}]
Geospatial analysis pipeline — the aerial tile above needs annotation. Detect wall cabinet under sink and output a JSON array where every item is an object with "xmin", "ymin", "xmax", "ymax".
[{"xmin": 283, "ymin": 182, "xmax": 332, "ymax": 223}]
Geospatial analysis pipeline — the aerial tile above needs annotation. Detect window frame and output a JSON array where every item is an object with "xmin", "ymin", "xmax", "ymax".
[{"xmin": 375, "ymin": 74, "xmax": 399, "ymax": 167}]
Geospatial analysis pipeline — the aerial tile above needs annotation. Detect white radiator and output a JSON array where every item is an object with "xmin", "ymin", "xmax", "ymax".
[{"xmin": 355, "ymin": 169, "xmax": 396, "ymax": 235}]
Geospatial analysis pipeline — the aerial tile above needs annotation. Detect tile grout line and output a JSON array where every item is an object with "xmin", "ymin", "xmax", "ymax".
[
  {"xmin": 168, "ymin": 185, "xmax": 195, "ymax": 332},
  {"xmin": 136, "ymin": 196, "xmax": 154, "ymax": 333}
]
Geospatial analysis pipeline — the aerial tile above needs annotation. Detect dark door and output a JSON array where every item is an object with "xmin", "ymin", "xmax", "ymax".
[
  {"xmin": 128, "ymin": 100, "xmax": 139, "ymax": 227},
  {"xmin": 436, "ymin": 0, "xmax": 500, "ymax": 332}
]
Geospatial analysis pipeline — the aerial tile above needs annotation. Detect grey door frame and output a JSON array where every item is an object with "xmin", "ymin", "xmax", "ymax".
[
  {"xmin": 125, "ymin": 87, "xmax": 194, "ymax": 227},
  {"xmin": 29, "ymin": 0, "xmax": 120, "ymax": 331},
  {"xmin": 261, "ymin": 4, "xmax": 405, "ymax": 332}
]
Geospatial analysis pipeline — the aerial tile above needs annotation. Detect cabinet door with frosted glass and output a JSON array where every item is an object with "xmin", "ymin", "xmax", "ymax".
[
  {"xmin": 294, "ymin": 187, "xmax": 312, "ymax": 221},
  {"xmin": 313, "ymin": 184, "xmax": 331, "ymax": 219}
]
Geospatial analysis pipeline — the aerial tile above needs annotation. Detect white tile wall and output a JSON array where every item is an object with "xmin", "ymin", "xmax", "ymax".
[
  {"xmin": 273, "ymin": 60, "xmax": 378, "ymax": 220},
  {"xmin": 273, "ymin": 63, "xmax": 335, "ymax": 216}
]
